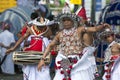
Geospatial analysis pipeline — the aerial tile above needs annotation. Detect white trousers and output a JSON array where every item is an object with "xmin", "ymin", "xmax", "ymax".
[{"xmin": 22, "ymin": 65, "xmax": 51, "ymax": 80}]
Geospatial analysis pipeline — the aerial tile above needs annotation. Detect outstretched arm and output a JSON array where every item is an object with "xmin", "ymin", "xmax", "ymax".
[
  {"xmin": 6, "ymin": 29, "xmax": 30, "ymax": 54},
  {"xmin": 78, "ymin": 23, "xmax": 110, "ymax": 33},
  {"xmin": 117, "ymin": 43, "xmax": 120, "ymax": 51},
  {"xmin": 88, "ymin": 23, "xmax": 110, "ymax": 32},
  {"xmin": 37, "ymin": 32, "xmax": 60, "ymax": 71}
]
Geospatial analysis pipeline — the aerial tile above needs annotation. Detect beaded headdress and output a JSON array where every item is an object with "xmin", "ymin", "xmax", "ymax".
[
  {"xmin": 99, "ymin": 28, "xmax": 114, "ymax": 40},
  {"xmin": 54, "ymin": 13, "xmax": 82, "ymax": 29}
]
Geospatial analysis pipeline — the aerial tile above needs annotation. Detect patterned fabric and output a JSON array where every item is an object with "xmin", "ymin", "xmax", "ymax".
[
  {"xmin": 59, "ymin": 27, "xmax": 82, "ymax": 56},
  {"xmin": 54, "ymin": 46, "xmax": 96, "ymax": 80},
  {"xmin": 31, "ymin": 26, "xmax": 48, "ymax": 36},
  {"xmin": 100, "ymin": 1, "xmax": 120, "ymax": 25},
  {"xmin": 56, "ymin": 54, "xmax": 85, "ymax": 80}
]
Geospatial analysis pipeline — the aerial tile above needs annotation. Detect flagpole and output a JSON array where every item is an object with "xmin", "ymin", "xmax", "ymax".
[
  {"xmin": 91, "ymin": 0, "xmax": 96, "ymax": 24},
  {"xmin": 82, "ymin": 0, "xmax": 84, "ymax": 7}
]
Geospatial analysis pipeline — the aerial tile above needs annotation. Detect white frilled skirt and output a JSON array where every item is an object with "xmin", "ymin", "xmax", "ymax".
[
  {"xmin": 54, "ymin": 46, "xmax": 96, "ymax": 80},
  {"xmin": 22, "ymin": 65, "xmax": 51, "ymax": 80}
]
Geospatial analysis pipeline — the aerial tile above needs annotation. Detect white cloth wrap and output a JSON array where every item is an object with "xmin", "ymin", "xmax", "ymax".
[
  {"xmin": 22, "ymin": 35, "xmax": 51, "ymax": 80},
  {"xmin": 54, "ymin": 46, "xmax": 96, "ymax": 80},
  {"xmin": 22, "ymin": 65, "xmax": 51, "ymax": 80},
  {"xmin": 102, "ymin": 57, "xmax": 120, "ymax": 80}
]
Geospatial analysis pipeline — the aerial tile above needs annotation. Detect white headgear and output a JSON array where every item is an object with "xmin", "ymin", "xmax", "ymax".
[{"xmin": 32, "ymin": 17, "xmax": 51, "ymax": 27}]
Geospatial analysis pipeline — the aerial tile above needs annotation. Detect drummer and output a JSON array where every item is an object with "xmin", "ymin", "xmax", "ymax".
[
  {"xmin": 99, "ymin": 28, "xmax": 120, "ymax": 80},
  {"xmin": 6, "ymin": 16, "xmax": 53, "ymax": 80}
]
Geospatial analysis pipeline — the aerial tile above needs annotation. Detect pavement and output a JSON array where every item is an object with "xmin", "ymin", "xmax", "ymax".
[
  {"xmin": 0, "ymin": 73, "xmax": 102, "ymax": 80},
  {"xmin": 0, "ymin": 68, "xmax": 102, "ymax": 80},
  {"xmin": 0, "ymin": 66, "xmax": 23, "ymax": 80},
  {"xmin": 0, "ymin": 73, "xmax": 23, "ymax": 80}
]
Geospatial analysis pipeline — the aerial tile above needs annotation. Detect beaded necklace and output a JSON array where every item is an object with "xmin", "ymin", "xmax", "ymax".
[
  {"xmin": 63, "ymin": 27, "xmax": 76, "ymax": 36},
  {"xmin": 31, "ymin": 26, "xmax": 48, "ymax": 36}
]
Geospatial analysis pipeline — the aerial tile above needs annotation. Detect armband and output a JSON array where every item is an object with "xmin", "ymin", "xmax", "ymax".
[{"xmin": 84, "ymin": 27, "xmax": 88, "ymax": 32}]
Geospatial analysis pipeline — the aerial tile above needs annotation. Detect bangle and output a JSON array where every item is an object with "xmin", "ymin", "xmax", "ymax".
[
  {"xmin": 84, "ymin": 27, "xmax": 88, "ymax": 32},
  {"xmin": 102, "ymin": 24, "xmax": 106, "ymax": 28},
  {"xmin": 41, "ymin": 57, "xmax": 46, "ymax": 61}
]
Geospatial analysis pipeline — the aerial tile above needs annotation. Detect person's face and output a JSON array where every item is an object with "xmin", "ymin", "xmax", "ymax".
[
  {"xmin": 62, "ymin": 17, "xmax": 74, "ymax": 29},
  {"xmin": 105, "ymin": 34, "xmax": 115, "ymax": 43},
  {"xmin": 37, "ymin": 25, "xmax": 47, "ymax": 31}
]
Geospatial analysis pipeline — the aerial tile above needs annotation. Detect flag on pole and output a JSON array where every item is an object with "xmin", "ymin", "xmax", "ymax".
[
  {"xmin": 70, "ymin": 0, "xmax": 82, "ymax": 5},
  {"xmin": 75, "ymin": 6, "xmax": 87, "ymax": 20}
]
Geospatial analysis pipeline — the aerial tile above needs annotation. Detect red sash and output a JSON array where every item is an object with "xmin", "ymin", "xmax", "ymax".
[{"xmin": 21, "ymin": 26, "xmax": 27, "ymax": 36}]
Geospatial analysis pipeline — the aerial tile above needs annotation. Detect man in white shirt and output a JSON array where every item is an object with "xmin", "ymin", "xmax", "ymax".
[{"xmin": 0, "ymin": 22, "xmax": 15, "ymax": 74}]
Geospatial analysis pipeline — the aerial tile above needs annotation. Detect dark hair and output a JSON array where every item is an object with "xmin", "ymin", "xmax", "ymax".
[
  {"xmin": 104, "ymin": 33, "xmax": 114, "ymax": 39},
  {"xmin": 30, "ymin": 12, "xmax": 39, "ymax": 20},
  {"xmin": 3, "ymin": 23, "xmax": 10, "ymax": 30},
  {"xmin": 62, "ymin": 17, "xmax": 73, "ymax": 22}
]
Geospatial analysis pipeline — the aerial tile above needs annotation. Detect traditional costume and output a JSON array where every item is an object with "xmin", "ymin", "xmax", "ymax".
[
  {"xmin": 103, "ymin": 55, "xmax": 120, "ymax": 80},
  {"xmin": 53, "ymin": 13, "xmax": 96, "ymax": 80},
  {"xmin": 54, "ymin": 29, "xmax": 96, "ymax": 80},
  {"xmin": 22, "ymin": 18, "xmax": 51, "ymax": 80},
  {"xmin": 99, "ymin": 28, "xmax": 120, "ymax": 80},
  {"xmin": 77, "ymin": 6, "xmax": 97, "ymax": 76},
  {"xmin": 102, "ymin": 41, "xmax": 120, "ymax": 80}
]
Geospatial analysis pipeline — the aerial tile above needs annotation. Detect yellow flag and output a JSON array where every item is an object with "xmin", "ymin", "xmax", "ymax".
[
  {"xmin": 70, "ymin": 0, "xmax": 82, "ymax": 4},
  {"xmin": 0, "ymin": 0, "xmax": 17, "ymax": 12}
]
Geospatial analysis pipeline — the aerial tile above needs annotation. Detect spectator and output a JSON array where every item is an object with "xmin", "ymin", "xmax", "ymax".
[{"xmin": 0, "ymin": 22, "xmax": 15, "ymax": 75}]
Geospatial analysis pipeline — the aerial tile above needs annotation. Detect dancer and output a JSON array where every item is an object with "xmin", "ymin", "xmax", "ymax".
[
  {"xmin": 100, "ymin": 28, "xmax": 120, "ymax": 80},
  {"xmin": 38, "ymin": 13, "xmax": 110, "ymax": 80}
]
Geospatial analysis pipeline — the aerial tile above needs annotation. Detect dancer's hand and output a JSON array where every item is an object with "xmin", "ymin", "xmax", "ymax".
[
  {"xmin": 103, "ymin": 23, "xmax": 110, "ymax": 28},
  {"xmin": 0, "ymin": 43, "xmax": 4, "ymax": 47},
  {"xmin": 6, "ymin": 47, "xmax": 14, "ymax": 54},
  {"xmin": 37, "ymin": 59, "xmax": 45, "ymax": 71}
]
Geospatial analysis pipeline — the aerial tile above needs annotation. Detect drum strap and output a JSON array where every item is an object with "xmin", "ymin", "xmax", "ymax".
[{"xmin": 0, "ymin": 54, "xmax": 7, "ymax": 66}]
